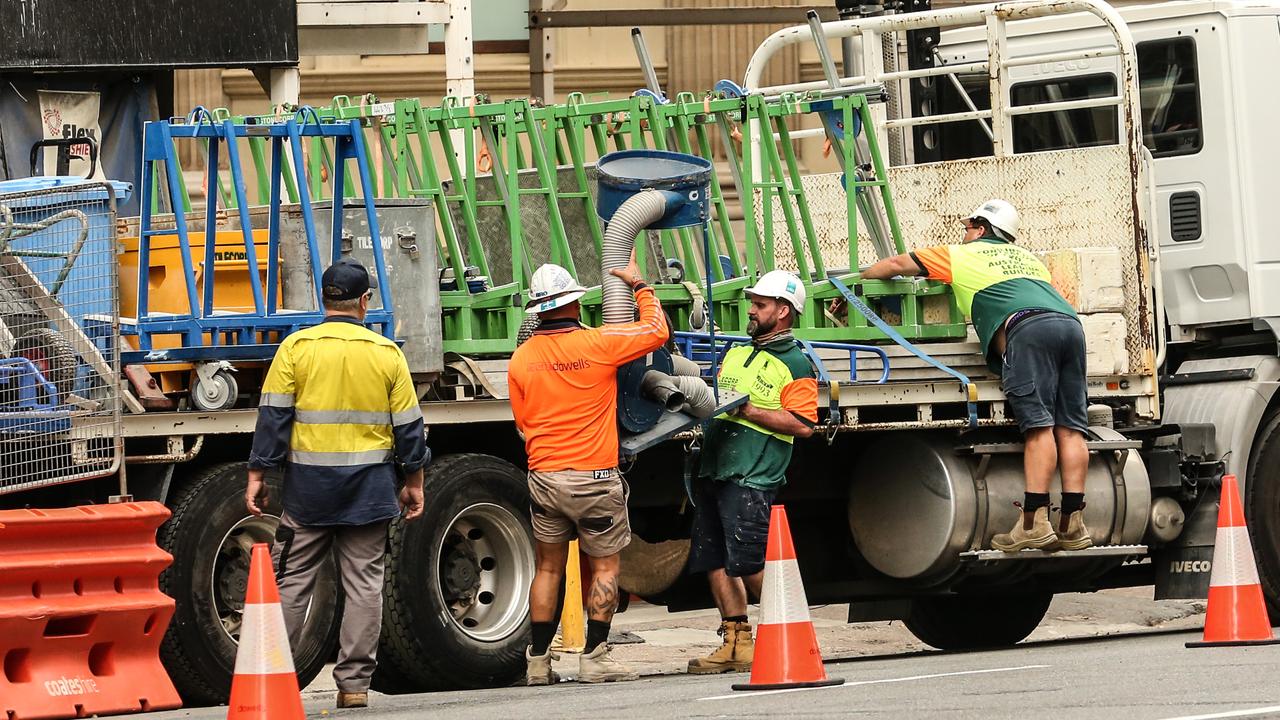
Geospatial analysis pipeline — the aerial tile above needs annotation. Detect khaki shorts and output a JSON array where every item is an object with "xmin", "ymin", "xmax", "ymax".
[{"xmin": 527, "ymin": 468, "xmax": 631, "ymax": 557}]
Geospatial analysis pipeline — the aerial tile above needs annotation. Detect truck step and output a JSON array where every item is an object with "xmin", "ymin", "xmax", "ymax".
[
  {"xmin": 959, "ymin": 544, "xmax": 1147, "ymax": 563},
  {"xmin": 957, "ymin": 440, "xmax": 1142, "ymax": 455}
]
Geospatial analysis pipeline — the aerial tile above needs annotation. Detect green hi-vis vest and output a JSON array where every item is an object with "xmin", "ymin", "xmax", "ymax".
[
  {"xmin": 717, "ymin": 343, "xmax": 802, "ymax": 443},
  {"xmin": 917, "ymin": 237, "xmax": 1077, "ymax": 371},
  {"xmin": 700, "ymin": 339, "xmax": 814, "ymax": 491}
]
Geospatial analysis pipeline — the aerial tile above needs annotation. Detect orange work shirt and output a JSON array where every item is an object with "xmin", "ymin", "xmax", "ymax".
[{"xmin": 509, "ymin": 286, "xmax": 669, "ymax": 472}]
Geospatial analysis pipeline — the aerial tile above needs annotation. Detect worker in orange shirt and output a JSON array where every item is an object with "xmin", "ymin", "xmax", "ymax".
[{"xmin": 508, "ymin": 250, "xmax": 668, "ymax": 686}]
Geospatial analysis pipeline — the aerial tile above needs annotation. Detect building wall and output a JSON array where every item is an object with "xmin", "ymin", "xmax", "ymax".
[{"xmin": 171, "ymin": 0, "xmax": 1155, "ymax": 169}]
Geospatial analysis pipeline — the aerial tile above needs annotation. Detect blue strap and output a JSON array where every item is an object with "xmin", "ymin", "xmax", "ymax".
[{"xmin": 826, "ymin": 276, "xmax": 978, "ymax": 428}]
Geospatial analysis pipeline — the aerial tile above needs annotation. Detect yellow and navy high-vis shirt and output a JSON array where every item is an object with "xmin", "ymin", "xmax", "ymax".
[
  {"xmin": 249, "ymin": 317, "xmax": 429, "ymax": 526},
  {"xmin": 912, "ymin": 236, "xmax": 1076, "ymax": 370},
  {"xmin": 698, "ymin": 338, "xmax": 818, "ymax": 491}
]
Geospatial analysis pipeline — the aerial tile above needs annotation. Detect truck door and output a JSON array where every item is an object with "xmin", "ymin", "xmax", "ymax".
[{"xmin": 1138, "ymin": 24, "xmax": 1239, "ymax": 332}]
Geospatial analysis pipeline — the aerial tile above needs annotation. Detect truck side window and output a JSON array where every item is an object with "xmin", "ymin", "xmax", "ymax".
[
  {"xmin": 1010, "ymin": 74, "xmax": 1120, "ymax": 153},
  {"xmin": 1136, "ymin": 37, "xmax": 1201, "ymax": 157},
  {"xmin": 926, "ymin": 71, "xmax": 993, "ymax": 161}
]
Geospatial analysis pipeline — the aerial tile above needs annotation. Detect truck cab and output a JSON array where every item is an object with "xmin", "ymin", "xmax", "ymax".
[{"xmin": 917, "ymin": 0, "xmax": 1280, "ymax": 628}]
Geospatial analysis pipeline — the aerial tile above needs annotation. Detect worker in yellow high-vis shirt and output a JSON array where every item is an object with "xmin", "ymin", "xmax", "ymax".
[
  {"xmin": 246, "ymin": 257, "xmax": 430, "ymax": 710},
  {"xmin": 862, "ymin": 200, "xmax": 1092, "ymax": 554}
]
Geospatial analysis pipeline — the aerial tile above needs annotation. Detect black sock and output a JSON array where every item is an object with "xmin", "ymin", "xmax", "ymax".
[
  {"xmin": 1024, "ymin": 492, "xmax": 1051, "ymax": 512},
  {"xmin": 723, "ymin": 615, "xmax": 748, "ymax": 624},
  {"xmin": 531, "ymin": 621, "xmax": 556, "ymax": 656},
  {"xmin": 585, "ymin": 619, "xmax": 610, "ymax": 653},
  {"xmin": 1061, "ymin": 492, "xmax": 1086, "ymax": 516}
]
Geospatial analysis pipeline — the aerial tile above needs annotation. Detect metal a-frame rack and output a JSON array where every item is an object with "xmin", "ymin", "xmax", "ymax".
[
  {"xmin": 156, "ymin": 84, "xmax": 968, "ymax": 356},
  {"xmin": 131, "ymin": 107, "xmax": 395, "ymax": 366}
]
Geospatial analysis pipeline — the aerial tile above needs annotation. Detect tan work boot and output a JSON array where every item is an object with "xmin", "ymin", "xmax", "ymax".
[
  {"xmin": 1056, "ymin": 508, "xmax": 1094, "ymax": 551},
  {"xmin": 578, "ymin": 643, "xmax": 638, "ymax": 683},
  {"xmin": 991, "ymin": 506, "xmax": 1059, "ymax": 552},
  {"xmin": 336, "ymin": 691, "xmax": 368, "ymax": 709},
  {"xmin": 687, "ymin": 621, "xmax": 753, "ymax": 674},
  {"xmin": 525, "ymin": 646, "xmax": 560, "ymax": 686}
]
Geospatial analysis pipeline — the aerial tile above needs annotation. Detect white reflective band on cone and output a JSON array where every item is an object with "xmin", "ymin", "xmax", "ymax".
[
  {"xmin": 234, "ymin": 603, "xmax": 298, "ymax": 675},
  {"xmin": 1208, "ymin": 526, "xmax": 1262, "ymax": 588},
  {"xmin": 759, "ymin": 558, "xmax": 813, "ymax": 626}
]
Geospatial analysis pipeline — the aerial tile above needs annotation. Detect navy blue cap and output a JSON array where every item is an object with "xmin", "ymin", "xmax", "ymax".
[{"xmin": 321, "ymin": 257, "xmax": 370, "ymax": 301}]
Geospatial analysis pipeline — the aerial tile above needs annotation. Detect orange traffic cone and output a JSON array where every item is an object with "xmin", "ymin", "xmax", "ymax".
[
  {"xmin": 732, "ymin": 505, "xmax": 843, "ymax": 691},
  {"xmin": 227, "ymin": 543, "xmax": 307, "ymax": 719},
  {"xmin": 1186, "ymin": 474, "xmax": 1280, "ymax": 648}
]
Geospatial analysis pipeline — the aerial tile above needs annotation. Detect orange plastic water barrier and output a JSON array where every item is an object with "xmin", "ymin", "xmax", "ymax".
[{"xmin": 0, "ymin": 501, "xmax": 182, "ymax": 719}]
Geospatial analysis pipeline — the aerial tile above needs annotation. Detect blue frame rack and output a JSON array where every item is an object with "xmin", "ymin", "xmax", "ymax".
[{"xmin": 128, "ymin": 106, "xmax": 395, "ymax": 364}]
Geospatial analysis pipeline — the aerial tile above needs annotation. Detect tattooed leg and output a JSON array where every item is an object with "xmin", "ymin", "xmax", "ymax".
[{"xmin": 584, "ymin": 552, "xmax": 621, "ymax": 623}]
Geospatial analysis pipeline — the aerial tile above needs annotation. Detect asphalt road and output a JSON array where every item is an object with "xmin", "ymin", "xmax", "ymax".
[{"xmin": 134, "ymin": 629, "xmax": 1280, "ymax": 720}]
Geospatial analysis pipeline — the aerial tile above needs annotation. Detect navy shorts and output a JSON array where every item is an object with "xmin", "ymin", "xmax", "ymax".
[
  {"xmin": 688, "ymin": 479, "xmax": 776, "ymax": 578},
  {"xmin": 1001, "ymin": 312, "xmax": 1089, "ymax": 434}
]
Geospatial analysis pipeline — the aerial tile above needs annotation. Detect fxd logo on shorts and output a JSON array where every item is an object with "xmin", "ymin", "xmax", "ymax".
[{"xmin": 1170, "ymin": 560, "xmax": 1212, "ymax": 573}]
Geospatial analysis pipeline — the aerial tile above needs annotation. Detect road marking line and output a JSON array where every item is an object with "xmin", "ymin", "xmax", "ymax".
[
  {"xmin": 1157, "ymin": 706, "xmax": 1280, "ymax": 720},
  {"xmin": 697, "ymin": 664, "xmax": 1051, "ymax": 701}
]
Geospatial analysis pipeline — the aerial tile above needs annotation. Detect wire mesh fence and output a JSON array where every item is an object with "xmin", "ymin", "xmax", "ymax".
[{"xmin": 0, "ymin": 181, "xmax": 123, "ymax": 494}]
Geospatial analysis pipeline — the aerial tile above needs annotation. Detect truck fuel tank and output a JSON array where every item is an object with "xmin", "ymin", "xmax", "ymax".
[{"xmin": 847, "ymin": 428, "xmax": 1151, "ymax": 583}]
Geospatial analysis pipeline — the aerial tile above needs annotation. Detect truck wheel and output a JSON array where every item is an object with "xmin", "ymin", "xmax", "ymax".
[
  {"xmin": 904, "ymin": 592, "xmax": 1052, "ymax": 650},
  {"xmin": 12, "ymin": 327, "xmax": 77, "ymax": 403},
  {"xmin": 374, "ymin": 453, "xmax": 534, "ymax": 693},
  {"xmin": 1246, "ymin": 411, "xmax": 1280, "ymax": 624},
  {"xmin": 157, "ymin": 462, "xmax": 341, "ymax": 706}
]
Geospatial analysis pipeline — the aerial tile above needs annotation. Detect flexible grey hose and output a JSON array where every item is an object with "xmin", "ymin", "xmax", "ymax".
[
  {"xmin": 670, "ymin": 354, "xmax": 702, "ymax": 378},
  {"xmin": 602, "ymin": 190, "xmax": 670, "ymax": 324},
  {"xmin": 672, "ymin": 375, "xmax": 716, "ymax": 418},
  {"xmin": 642, "ymin": 369, "xmax": 715, "ymax": 418},
  {"xmin": 516, "ymin": 315, "xmax": 541, "ymax": 346},
  {"xmin": 641, "ymin": 370, "xmax": 686, "ymax": 412}
]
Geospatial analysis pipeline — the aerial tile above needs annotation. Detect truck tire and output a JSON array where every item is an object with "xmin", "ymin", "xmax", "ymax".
[
  {"xmin": 904, "ymin": 592, "xmax": 1052, "ymax": 650},
  {"xmin": 1245, "ymin": 411, "xmax": 1280, "ymax": 624},
  {"xmin": 12, "ymin": 327, "xmax": 77, "ymax": 403},
  {"xmin": 157, "ymin": 462, "xmax": 341, "ymax": 706},
  {"xmin": 374, "ymin": 453, "xmax": 534, "ymax": 693}
]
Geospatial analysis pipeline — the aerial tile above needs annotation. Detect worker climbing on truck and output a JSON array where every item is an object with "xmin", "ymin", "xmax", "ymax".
[
  {"xmin": 861, "ymin": 200, "xmax": 1093, "ymax": 553},
  {"xmin": 686, "ymin": 269, "xmax": 818, "ymax": 675},
  {"xmin": 508, "ymin": 250, "xmax": 669, "ymax": 686}
]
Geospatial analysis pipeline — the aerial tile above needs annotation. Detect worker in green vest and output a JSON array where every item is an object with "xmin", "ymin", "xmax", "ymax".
[
  {"xmin": 861, "ymin": 199, "xmax": 1093, "ymax": 553},
  {"xmin": 686, "ymin": 269, "xmax": 818, "ymax": 675}
]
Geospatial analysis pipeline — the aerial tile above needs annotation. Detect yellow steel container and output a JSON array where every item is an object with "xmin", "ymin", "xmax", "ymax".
[{"xmin": 118, "ymin": 230, "xmax": 278, "ymax": 322}]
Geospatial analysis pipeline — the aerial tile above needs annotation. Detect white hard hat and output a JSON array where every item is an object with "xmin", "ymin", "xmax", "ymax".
[
  {"xmin": 969, "ymin": 199, "xmax": 1020, "ymax": 239},
  {"xmin": 526, "ymin": 263, "xmax": 587, "ymax": 314},
  {"xmin": 745, "ymin": 269, "xmax": 805, "ymax": 315}
]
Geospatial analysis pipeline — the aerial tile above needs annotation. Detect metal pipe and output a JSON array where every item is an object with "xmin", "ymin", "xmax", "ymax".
[
  {"xmin": 808, "ymin": 10, "xmax": 844, "ymax": 90},
  {"xmin": 632, "ymin": 28, "xmax": 664, "ymax": 99},
  {"xmin": 931, "ymin": 47, "xmax": 994, "ymax": 141}
]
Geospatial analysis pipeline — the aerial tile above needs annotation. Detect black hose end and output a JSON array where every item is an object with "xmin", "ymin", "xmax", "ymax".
[
  {"xmin": 806, "ymin": 9, "xmax": 820, "ymax": 19},
  {"xmin": 631, "ymin": 27, "xmax": 642, "ymax": 36}
]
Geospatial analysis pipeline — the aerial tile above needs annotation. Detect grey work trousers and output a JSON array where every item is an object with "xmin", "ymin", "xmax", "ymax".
[{"xmin": 271, "ymin": 512, "xmax": 389, "ymax": 693}]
